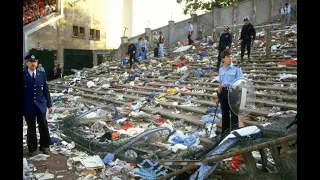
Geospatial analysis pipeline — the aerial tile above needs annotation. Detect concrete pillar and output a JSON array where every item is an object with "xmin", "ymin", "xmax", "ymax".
[
  {"xmin": 191, "ymin": 14, "xmax": 198, "ymax": 39},
  {"xmin": 145, "ymin": 28, "xmax": 151, "ymax": 48},
  {"xmin": 93, "ymin": 52, "xmax": 98, "ymax": 66},
  {"xmin": 168, "ymin": 20, "xmax": 175, "ymax": 47},
  {"xmin": 252, "ymin": 0, "xmax": 257, "ymax": 23},
  {"xmin": 269, "ymin": 0, "xmax": 273, "ymax": 22},
  {"xmin": 212, "ymin": 7, "xmax": 220, "ymax": 41},
  {"xmin": 232, "ymin": 1, "xmax": 238, "ymax": 29},
  {"xmin": 120, "ymin": 36, "xmax": 128, "ymax": 58},
  {"xmin": 266, "ymin": 27, "xmax": 272, "ymax": 60},
  {"xmin": 23, "ymin": 33, "xmax": 27, "ymax": 60}
]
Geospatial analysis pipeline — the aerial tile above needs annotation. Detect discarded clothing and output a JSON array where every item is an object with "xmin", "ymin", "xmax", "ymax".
[
  {"xmin": 194, "ymin": 70, "xmax": 205, "ymax": 77},
  {"xmin": 205, "ymin": 107, "xmax": 222, "ymax": 114},
  {"xmin": 201, "ymin": 114, "xmax": 221, "ymax": 124}
]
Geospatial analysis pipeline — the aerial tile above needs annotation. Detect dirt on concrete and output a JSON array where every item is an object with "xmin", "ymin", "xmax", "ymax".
[{"xmin": 23, "ymin": 147, "xmax": 79, "ymax": 179}]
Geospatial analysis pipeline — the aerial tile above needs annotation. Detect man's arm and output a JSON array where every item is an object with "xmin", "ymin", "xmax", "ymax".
[
  {"xmin": 228, "ymin": 33, "xmax": 233, "ymax": 48},
  {"xmin": 239, "ymin": 26, "xmax": 244, "ymax": 40},
  {"xmin": 43, "ymin": 73, "xmax": 52, "ymax": 108},
  {"xmin": 236, "ymin": 67, "xmax": 244, "ymax": 78},
  {"xmin": 251, "ymin": 25, "xmax": 256, "ymax": 40}
]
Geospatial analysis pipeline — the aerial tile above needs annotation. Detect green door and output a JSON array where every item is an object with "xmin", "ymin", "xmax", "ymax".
[
  {"xmin": 64, "ymin": 49, "xmax": 93, "ymax": 75},
  {"xmin": 29, "ymin": 49, "xmax": 55, "ymax": 80}
]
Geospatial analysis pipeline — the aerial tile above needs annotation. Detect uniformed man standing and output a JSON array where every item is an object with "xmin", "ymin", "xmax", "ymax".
[
  {"xmin": 239, "ymin": 17, "xmax": 256, "ymax": 62},
  {"xmin": 217, "ymin": 26, "xmax": 232, "ymax": 70},
  {"xmin": 23, "ymin": 54, "xmax": 52, "ymax": 156},
  {"xmin": 216, "ymin": 50, "xmax": 244, "ymax": 134}
]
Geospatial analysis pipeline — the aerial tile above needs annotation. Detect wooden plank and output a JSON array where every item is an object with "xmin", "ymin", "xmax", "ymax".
[{"xmin": 242, "ymin": 152, "xmax": 258, "ymax": 174}]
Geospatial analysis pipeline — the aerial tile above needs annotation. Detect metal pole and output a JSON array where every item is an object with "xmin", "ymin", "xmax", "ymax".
[{"xmin": 156, "ymin": 133, "xmax": 296, "ymax": 179}]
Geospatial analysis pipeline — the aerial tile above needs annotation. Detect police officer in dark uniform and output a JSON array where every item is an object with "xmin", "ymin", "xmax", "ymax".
[
  {"xmin": 23, "ymin": 54, "xmax": 52, "ymax": 156},
  {"xmin": 216, "ymin": 50, "xmax": 244, "ymax": 134},
  {"xmin": 217, "ymin": 26, "xmax": 232, "ymax": 70},
  {"xmin": 127, "ymin": 39, "xmax": 140, "ymax": 69},
  {"xmin": 239, "ymin": 17, "xmax": 256, "ymax": 62}
]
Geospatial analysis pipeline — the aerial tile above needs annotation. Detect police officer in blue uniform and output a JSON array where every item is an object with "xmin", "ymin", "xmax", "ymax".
[
  {"xmin": 239, "ymin": 17, "xmax": 256, "ymax": 62},
  {"xmin": 23, "ymin": 54, "xmax": 52, "ymax": 156},
  {"xmin": 216, "ymin": 50, "xmax": 244, "ymax": 134},
  {"xmin": 217, "ymin": 26, "xmax": 232, "ymax": 69}
]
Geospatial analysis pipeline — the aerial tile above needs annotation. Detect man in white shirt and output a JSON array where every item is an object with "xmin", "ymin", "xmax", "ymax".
[
  {"xmin": 284, "ymin": 3, "xmax": 292, "ymax": 25},
  {"xmin": 187, "ymin": 22, "xmax": 194, "ymax": 45}
]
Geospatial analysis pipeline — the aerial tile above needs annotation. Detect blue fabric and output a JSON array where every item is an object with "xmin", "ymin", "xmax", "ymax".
[
  {"xmin": 194, "ymin": 70, "xmax": 205, "ymax": 77},
  {"xmin": 201, "ymin": 51, "xmax": 209, "ymax": 56},
  {"xmin": 183, "ymin": 135, "xmax": 197, "ymax": 147},
  {"xmin": 103, "ymin": 153, "xmax": 115, "ymax": 164},
  {"xmin": 159, "ymin": 44, "xmax": 164, "ymax": 57},
  {"xmin": 218, "ymin": 63, "xmax": 244, "ymax": 87},
  {"xmin": 50, "ymin": 137, "xmax": 61, "ymax": 145},
  {"xmin": 201, "ymin": 114, "xmax": 220, "ymax": 124},
  {"xmin": 149, "ymin": 92, "xmax": 156, "ymax": 99},
  {"xmin": 23, "ymin": 70, "xmax": 52, "ymax": 116},
  {"xmin": 206, "ymin": 107, "xmax": 222, "ymax": 114},
  {"xmin": 121, "ymin": 58, "xmax": 128, "ymax": 65},
  {"xmin": 170, "ymin": 134, "xmax": 197, "ymax": 147},
  {"xmin": 136, "ymin": 168, "xmax": 157, "ymax": 179},
  {"xmin": 111, "ymin": 113, "xmax": 122, "ymax": 120}
]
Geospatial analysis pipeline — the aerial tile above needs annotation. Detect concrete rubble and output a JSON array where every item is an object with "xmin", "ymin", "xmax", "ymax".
[{"xmin": 23, "ymin": 22, "xmax": 297, "ymax": 180}]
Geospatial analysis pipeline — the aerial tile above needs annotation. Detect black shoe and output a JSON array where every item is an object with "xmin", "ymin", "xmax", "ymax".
[
  {"xmin": 39, "ymin": 147, "xmax": 50, "ymax": 154},
  {"xmin": 248, "ymin": 57, "xmax": 251, "ymax": 62}
]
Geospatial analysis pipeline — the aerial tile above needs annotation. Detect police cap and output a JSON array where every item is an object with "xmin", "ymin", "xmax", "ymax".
[
  {"xmin": 223, "ymin": 25, "xmax": 230, "ymax": 30},
  {"xmin": 24, "ymin": 54, "xmax": 38, "ymax": 62},
  {"xmin": 243, "ymin": 16, "xmax": 249, "ymax": 21}
]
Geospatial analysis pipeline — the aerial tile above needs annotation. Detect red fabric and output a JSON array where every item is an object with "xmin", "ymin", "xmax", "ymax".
[
  {"xmin": 228, "ymin": 156, "xmax": 243, "ymax": 171},
  {"xmin": 122, "ymin": 122, "xmax": 133, "ymax": 130},
  {"xmin": 155, "ymin": 118, "xmax": 166, "ymax": 124},
  {"xmin": 174, "ymin": 60, "xmax": 189, "ymax": 67},
  {"xmin": 277, "ymin": 60, "xmax": 297, "ymax": 65}
]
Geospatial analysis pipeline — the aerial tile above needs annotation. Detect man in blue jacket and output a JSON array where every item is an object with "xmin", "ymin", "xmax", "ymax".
[{"xmin": 23, "ymin": 54, "xmax": 52, "ymax": 156}]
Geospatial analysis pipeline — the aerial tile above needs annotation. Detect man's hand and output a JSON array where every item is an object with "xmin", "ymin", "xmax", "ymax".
[
  {"xmin": 133, "ymin": 51, "xmax": 135, "ymax": 53},
  {"xmin": 215, "ymin": 98, "xmax": 219, "ymax": 105},
  {"xmin": 225, "ymin": 46, "xmax": 230, "ymax": 50},
  {"xmin": 239, "ymin": 40, "xmax": 242, "ymax": 44},
  {"xmin": 48, "ymin": 107, "xmax": 53, "ymax": 114}
]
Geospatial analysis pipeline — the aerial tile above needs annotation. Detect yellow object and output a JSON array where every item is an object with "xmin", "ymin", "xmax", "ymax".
[
  {"xmin": 167, "ymin": 88, "xmax": 177, "ymax": 95},
  {"xmin": 107, "ymin": 77, "xmax": 114, "ymax": 81}
]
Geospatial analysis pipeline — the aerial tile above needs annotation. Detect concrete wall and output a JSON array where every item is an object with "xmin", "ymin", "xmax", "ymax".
[
  {"xmin": 127, "ymin": 0, "xmax": 297, "ymax": 47},
  {"xmin": 237, "ymin": 0, "xmax": 253, "ymax": 24},
  {"xmin": 28, "ymin": 0, "xmax": 107, "ymax": 66}
]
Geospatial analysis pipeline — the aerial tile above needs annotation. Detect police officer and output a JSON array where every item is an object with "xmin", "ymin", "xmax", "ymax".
[
  {"xmin": 239, "ymin": 17, "xmax": 256, "ymax": 62},
  {"xmin": 127, "ymin": 39, "xmax": 140, "ymax": 69},
  {"xmin": 217, "ymin": 26, "xmax": 232, "ymax": 70},
  {"xmin": 216, "ymin": 50, "xmax": 244, "ymax": 134},
  {"xmin": 23, "ymin": 54, "xmax": 52, "ymax": 156}
]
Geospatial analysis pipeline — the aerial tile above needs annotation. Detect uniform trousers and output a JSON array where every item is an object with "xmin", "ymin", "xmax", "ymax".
[
  {"xmin": 220, "ymin": 88, "xmax": 239, "ymax": 134},
  {"xmin": 24, "ymin": 106, "xmax": 50, "ymax": 153}
]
